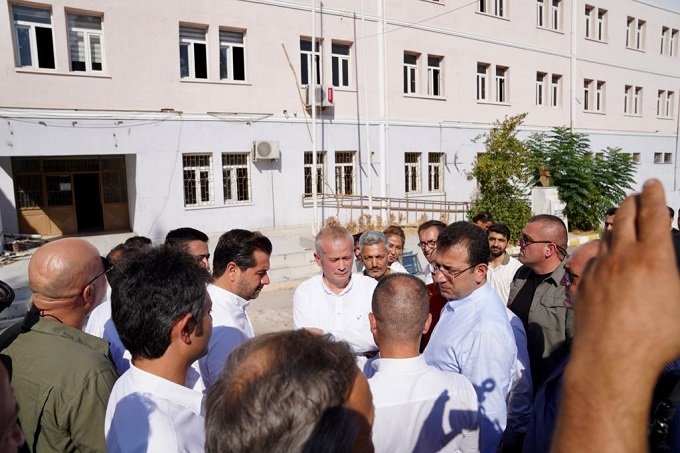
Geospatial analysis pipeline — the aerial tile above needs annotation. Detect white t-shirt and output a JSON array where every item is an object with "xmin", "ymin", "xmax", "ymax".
[
  {"xmin": 369, "ymin": 356, "xmax": 480, "ymax": 453},
  {"xmin": 293, "ymin": 274, "xmax": 377, "ymax": 354},
  {"xmin": 105, "ymin": 364, "xmax": 205, "ymax": 452},
  {"xmin": 390, "ymin": 260, "xmax": 408, "ymax": 274},
  {"xmin": 488, "ymin": 254, "xmax": 523, "ymax": 304}
]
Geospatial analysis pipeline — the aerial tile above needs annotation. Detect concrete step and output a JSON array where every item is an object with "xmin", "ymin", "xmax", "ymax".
[{"xmin": 269, "ymin": 249, "xmax": 316, "ymax": 269}]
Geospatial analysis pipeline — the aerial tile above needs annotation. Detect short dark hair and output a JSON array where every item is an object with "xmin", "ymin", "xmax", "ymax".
[
  {"xmin": 124, "ymin": 236, "xmax": 152, "ymax": 248},
  {"xmin": 605, "ymin": 207, "xmax": 618, "ymax": 217},
  {"xmin": 472, "ymin": 211, "xmax": 494, "ymax": 223},
  {"xmin": 111, "ymin": 245, "xmax": 211, "ymax": 359},
  {"xmin": 164, "ymin": 227, "xmax": 209, "ymax": 249},
  {"xmin": 436, "ymin": 221, "xmax": 490, "ymax": 267},
  {"xmin": 487, "ymin": 223, "xmax": 511, "ymax": 241},
  {"xmin": 301, "ymin": 406, "xmax": 358, "ymax": 453},
  {"xmin": 205, "ymin": 330, "xmax": 357, "ymax": 453},
  {"xmin": 417, "ymin": 220, "xmax": 446, "ymax": 235},
  {"xmin": 372, "ymin": 274, "xmax": 429, "ymax": 342},
  {"xmin": 212, "ymin": 229, "xmax": 273, "ymax": 279},
  {"xmin": 383, "ymin": 225, "xmax": 405, "ymax": 243},
  {"xmin": 528, "ymin": 214, "xmax": 568, "ymax": 249}
]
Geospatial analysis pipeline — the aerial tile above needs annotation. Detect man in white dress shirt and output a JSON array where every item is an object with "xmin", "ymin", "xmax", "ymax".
[
  {"xmin": 417, "ymin": 220, "xmax": 447, "ymax": 284},
  {"xmin": 368, "ymin": 273, "xmax": 480, "ymax": 453},
  {"xmin": 487, "ymin": 223, "xmax": 522, "ymax": 304},
  {"xmin": 294, "ymin": 226, "xmax": 378, "ymax": 356},
  {"xmin": 200, "ymin": 229, "xmax": 271, "ymax": 388},
  {"xmin": 423, "ymin": 221, "xmax": 517, "ymax": 453},
  {"xmin": 105, "ymin": 245, "xmax": 212, "ymax": 452}
]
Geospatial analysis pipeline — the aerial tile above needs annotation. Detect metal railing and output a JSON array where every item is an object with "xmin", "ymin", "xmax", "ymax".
[{"xmin": 302, "ymin": 193, "xmax": 470, "ymax": 228}]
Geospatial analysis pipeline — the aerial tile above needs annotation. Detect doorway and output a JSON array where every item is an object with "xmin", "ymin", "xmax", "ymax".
[{"xmin": 73, "ymin": 173, "xmax": 103, "ymax": 232}]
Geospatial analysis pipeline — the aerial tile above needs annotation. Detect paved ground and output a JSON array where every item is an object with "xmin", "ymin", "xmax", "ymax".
[{"xmin": 250, "ymin": 288, "xmax": 295, "ymax": 334}]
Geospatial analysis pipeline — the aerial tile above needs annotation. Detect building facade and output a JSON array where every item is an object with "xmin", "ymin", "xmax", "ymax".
[{"xmin": 0, "ymin": 0, "xmax": 678, "ymax": 237}]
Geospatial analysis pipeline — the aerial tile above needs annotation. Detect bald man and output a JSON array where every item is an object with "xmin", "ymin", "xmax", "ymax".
[
  {"xmin": 368, "ymin": 274, "xmax": 479, "ymax": 452},
  {"xmin": 2, "ymin": 238, "xmax": 118, "ymax": 452},
  {"xmin": 522, "ymin": 240, "xmax": 600, "ymax": 452}
]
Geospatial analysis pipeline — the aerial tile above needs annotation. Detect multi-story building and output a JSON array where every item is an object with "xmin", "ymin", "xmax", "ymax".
[{"xmin": 0, "ymin": 0, "xmax": 678, "ymax": 236}]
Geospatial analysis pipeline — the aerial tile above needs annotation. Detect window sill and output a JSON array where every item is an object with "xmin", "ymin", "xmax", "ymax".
[
  {"xmin": 475, "ymin": 11, "xmax": 509, "ymax": 21},
  {"xmin": 420, "ymin": 0, "xmax": 445, "ymax": 5},
  {"xmin": 536, "ymin": 26, "xmax": 564, "ymax": 35},
  {"xmin": 181, "ymin": 78, "xmax": 251, "ymax": 86},
  {"xmin": 583, "ymin": 109, "xmax": 606, "ymax": 115},
  {"xmin": 403, "ymin": 93, "xmax": 447, "ymax": 101},
  {"xmin": 332, "ymin": 86, "xmax": 356, "ymax": 93},
  {"xmin": 584, "ymin": 37, "xmax": 608, "ymax": 44},
  {"xmin": 623, "ymin": 113, "xmax": 643, "ymax": 118},
  {"xmin": 184, "ymin": 201, "xmax": 255, "ymax": 210},
  {"xmin": 656, "ymin": 116, "xmax": 675, "ymax": 120},
  {"xmin": 15, "ymin": 68, "xmax": 112, "ymax": 79},
  {"xmin": 625, "ymin": 46, "xmax": 645, "ymax": 53},
  {"xmin": 477, "ymin": 100, "xmax": 511, "ymax": 106}
]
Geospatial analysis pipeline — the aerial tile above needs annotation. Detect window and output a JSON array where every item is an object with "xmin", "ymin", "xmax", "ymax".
[
  {"xmin": 658, "ymin": 90, "xmax": 675, "ymax": 118},
  {"xmin": 654, "ymin": 152, "xmax": 663, "ymax": 164},
  {"xmin": 403, "ymin": 53, "xmax": 418, "ymax": 94},
  {"xmin": 428, "ymin": 153, "xmax": 444, "ymax": 192},
  {"xmin": 304, "ymin": 152, "xmax": 325, "ymax": 196},
  {"xmin": 479, "ymin": 0, "xmax": 505, "ymax": 18},
  {"xmin": 495, "ymin": 66, "xmax": 508, "ymax": 103},
  {"xmin": 220, "ymin": 30, "xmax": 245, "ymax": 81},
  {"xmin": 334, "ymin": 151, "xmax": 355, "ymax": 195},
  {"xmin": 661, "ymin": 27, "xmax": 679, "ymax": 56},
  {"xmin": 538, "ymin": 0, "xmax": 561, "ymax": 30},
  {"xmin": 585, "ymin": 5, "xmax": 607, "ymax": 41},
  {"xmin": 536, "ymin": 72, "xmax": 546, "ymax": 105},
  {"xmin": 300, "ymin": 38, "xmax": 321, "ymax": 86},
  {"xmin": 624, "ymin": 85, "xmax": 642, "ymax": 115},
  {"xmin": 632, "ymin": 152, "xmax": 640, "ymax": 163},
  {"xmin": 183, "ymin": 154, "xmax": 213, "ymax": 207},
  {"xmin": 477, "ymin": 63, "xmax": 489, "ymax": 100},
  {"xmin": 626, "ymin": 17, "xmax": 645, "ymax": 50},
  {"xmin": 583, "ymin": 79, "xmax": 605, "ymax": 112},
  {"xmin": 427, "ymin": 55, "xmax": 442, "ymax": 96},
  {"xmin": 11, "ymin": 5, "xmax": 55, "ymax": 69},
  {"xmin": 653, "ymin": 152, "xmax": 672, "ymax": 164},
  {"xmin": 331, "ymin": 42, "xmax": 350, "ymax": 88},
  {"xmin": 67, "ymin": 14, "xmax": 103, "ymax": 72},
  {"xmin": 404, "ymin": 153, "xmax": 421, "ymax": 194},
  {"xmin": 550, "ymin": 74, "xmax": 561, "ymax": 107},
  {"xmin": 222, "ymin": 153, "xmax": 250, "ymax": 203},
  {"xmin": 179, "ymin": 26, "xmax": 207, "ymax": 79}
]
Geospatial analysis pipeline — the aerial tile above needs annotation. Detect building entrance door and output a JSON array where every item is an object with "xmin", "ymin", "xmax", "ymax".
[{"xmin": 73, "ymin": 173, "xmax": 104, "ymax": 232}]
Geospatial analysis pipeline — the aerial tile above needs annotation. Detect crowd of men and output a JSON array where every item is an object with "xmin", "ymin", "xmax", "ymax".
[{"xmin": 0, "ymin": 183, "xmax": 679, "ymax": 452}]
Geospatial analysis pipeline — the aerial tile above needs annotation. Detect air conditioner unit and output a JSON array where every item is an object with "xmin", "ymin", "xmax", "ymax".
[
  {"xmin": 253, "ymin": 140, "xmax": 280, "ymax": 161},
  {"xmin": 305, "ymin": 85, "xmax": 334, "ymax": 108}
]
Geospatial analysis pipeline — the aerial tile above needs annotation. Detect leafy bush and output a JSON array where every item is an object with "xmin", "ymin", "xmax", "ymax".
[{"xmin": 467, "ymin": 114, "xmax": 533, "ymax": 240}]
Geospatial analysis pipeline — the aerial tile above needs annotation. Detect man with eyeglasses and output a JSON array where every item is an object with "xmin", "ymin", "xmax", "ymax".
[
  {"xmin": 523, "ymin": 239, "xmax": 599, "ymax": 452},
  {"xmin": 2, "ymin": 238, "xmax": 118, "ymax": 452},
  {"xmin": 417, "ymin": 220, "xmax": 447, "ymax": 284},
  {"xmin": 423, "ymin": 221, "xmax": 517, "ymax": 453},
  {"xmin": 508, "ymin": 214, "xmax": 572, "ymax": 391}
]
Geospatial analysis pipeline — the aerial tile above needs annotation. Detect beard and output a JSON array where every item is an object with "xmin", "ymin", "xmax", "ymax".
[{"xmin": 489, "ymin": 247, "xmax": 504, "ymax": 259}]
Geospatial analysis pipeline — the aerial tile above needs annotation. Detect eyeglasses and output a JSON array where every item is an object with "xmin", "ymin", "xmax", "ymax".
[
  {"xmin": 518, "ymin": 233, "xmax": 568, "ymax": 258},
  {"xmin": 417, "ymin": 240, "xmax": 437, "ymax": 250},
  {"xmin": 563, "ymin": 268, "xmax": 580, "ymax": 286},
  {"xmin": 431, "ymin": 262, "xmax": 476, "ymax": 280},
  {"xmin": 80, "ymin": 256, "xmax": 113, "ymax": 293}
]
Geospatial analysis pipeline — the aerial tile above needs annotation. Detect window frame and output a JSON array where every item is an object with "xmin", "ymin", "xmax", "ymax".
[
  {"xmin": 550, "ymin": 74, "xmax": 561, "ymax": 107},
  {"xmin": 427, "ymin": 152, "xmax": 444, "ymax": 193},
  {"xmin": 300, "ymin": 38, "xmax": 322, "ymax": 86},
  {"xmin": 12, "ymin": 4, "xmax": 55, "ymax": 69},
  {"xmin": 495, "ymin": 66, "xmax": 508, "ymax": 103},
  {"xmin": 222, "ymin": 153, "xmax": 251, "ymax": 204},
  {"xmin": 536, "ymin": 72, "xmax": 546, "ymax": 106},
  {"xmin": 403, "ymin": 52, "xmax": 419, "ymax": 94},
  {"xmin": 476, "ymin": 63, "xmax": 489, "ymax": 101},
  {"xmin": 334, "ymin": 151, "xmax": 355, "ymax": 196},
  {"xmin": 219, "ymin": 29, "xmax": 246, "ymax": 82},
  {"xmin": 404, "ymin": 152, "xmax": 421, "ymax": 194},
  {"xmin": 67, "ymin": 13, "xmax": 104, "ymax": 73},
  {"xmin": 427, "ymin": 54, "xmax": 443, "ymax": 97},
  {"xmin": 179, "ymin": 25, "xmax": 208, "ymax": 79},
  {"xmin": 304, "ymin": 151, "xmax": 325, "ymax": 197},
  {"xmin": 331, "ymin": 42, "xmax": 351, "ymax": 88},
  {"xmin": 182, "ymin": 153, "xmax": 214, "ymax": 207}
]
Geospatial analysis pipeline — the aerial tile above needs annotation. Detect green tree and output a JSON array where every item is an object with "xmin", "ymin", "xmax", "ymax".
[
  {"xmin": 467, "ymin": 114, "xmax": 533, "ymax": 240},
  {"xmin": 528, "ymin": 127, "xmax": 637, "ymax": 230}
]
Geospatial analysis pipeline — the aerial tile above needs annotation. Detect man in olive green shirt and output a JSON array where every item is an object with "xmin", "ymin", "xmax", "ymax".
[{"xmin": 3, "ymin": 238, "xmax": 118, "ymax": 452}]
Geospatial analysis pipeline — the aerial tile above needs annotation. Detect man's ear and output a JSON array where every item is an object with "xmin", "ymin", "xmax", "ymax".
[
  {"xmin": 81, "ymin": 284, "xmax": 96, "ymax": 309},
  {"xmin": 174, "ymin": 313, "xmax": 195, "ymax": 345},
  {"xmin": 368, "ymin": 312, "xmax": 378, "ymax": 334},
  {"xmin": 314, "ymin": 252, "xmax": 322, "ymax": 267},
  {"xmin": 475, "ymin": 263, "xmax": 488, "ymax": 284},
  {"xmin": 226, "ymin": 262, "xmax": 240, "ymax": 282},
  {"xmin": 422, "ymin": 313, "xmax": 432, "ymax": 335}
]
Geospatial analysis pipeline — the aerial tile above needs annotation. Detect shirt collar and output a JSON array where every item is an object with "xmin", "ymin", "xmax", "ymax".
[
  {"xmin": 129, "ymin": 364, "xmax": 204, "ymax": 415},
  {"xmin": 371, "ymin": 355, "xmax": 428, "ymax": 373},
  {"xmin": 208, "ymin": 283, "xmax": 250, "ymax": 310},
  {"xmin": 320, "ymin": 274, "xmax": 354, "ymax": 296},
  {"xmin": 444, "ymin": 282, "xmax": 489, "ymax": 312},
  {"xmin": 502, "ymin": 252, "xmax": 511, "ymax": 265},
  {"xmin": 30, "ymin": 314, "xmax": 110, "ymax": 356}
]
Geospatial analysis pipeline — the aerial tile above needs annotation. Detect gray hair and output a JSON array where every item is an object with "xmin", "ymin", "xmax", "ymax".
[
  {"xmin": 314, "ymin": 226, "xmax": 353, "ymax": 255},
  {"xmin": 359, "ymin": 230, "xmax": 387, "ymax": 249}
]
